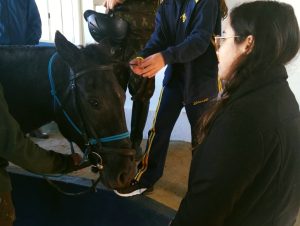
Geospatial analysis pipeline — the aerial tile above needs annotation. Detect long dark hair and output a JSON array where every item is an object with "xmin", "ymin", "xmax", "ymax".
[
  {"xmin": 195, "ymin": 1, "xmax": 300, "ymax": 146},
  {"xmin": 220, "ymin": 0, "xmax": 228, "ymax": 19}
]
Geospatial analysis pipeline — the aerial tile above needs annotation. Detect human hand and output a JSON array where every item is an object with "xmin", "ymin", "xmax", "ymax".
[
  {"xmin": 103, "ymin": 0, "xmax": 124, "ymax": 10},
  {"xmin": 63, "ymin": 153, "xmax": 86, "ymax": 173},
  {"xmin": 70, "ymin": 153, "xmax": 82, "ymax": 166},
  {"xmin": 129, "ymin": 57, "xmax": 144, "ymax": 75},
  {"xmin": 138, "ymin": 53, "xmax": 165, "ymax": 78}
]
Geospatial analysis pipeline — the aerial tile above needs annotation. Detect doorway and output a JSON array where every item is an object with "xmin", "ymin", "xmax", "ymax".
[{"xmin": 35, "ymin": 0, "xmax": 82, "ymax": 44}]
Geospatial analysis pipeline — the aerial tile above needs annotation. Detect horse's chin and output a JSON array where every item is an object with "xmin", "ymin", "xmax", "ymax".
[
  {"xmin": 100, "ymin": 169, "xmax": 135, "ymax": 190},
  {"xmin": 100, "ymin": 177, "xmax": 123, "ymax": 190}
]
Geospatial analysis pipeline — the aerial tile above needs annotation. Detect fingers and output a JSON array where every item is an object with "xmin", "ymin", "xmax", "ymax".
[
  {"xmin": 129, "ymin": 57, "xmax": 142, "ymax": 66},
  {"xmin": 108, "ymin": 1, "xmax": 113, "ymax": 10},
  {"xmin": 103, "ymin": 0, "xmax": 123, "ymax": 10},
  {"xmin": 103, "ymin": 0, "xmax": 108, "ymax": 7},
  {"xmin": 139, "ymin": 55, "xmax": 164, "ymax": 78},
  {"xmin": 103, "ymin": 0, "xmax": 113, "ymax": 9},
  {"xmin": 129, "ymin": 54, "xmax": 164, "ymax": 78},
  {"xmin": 129, "ymin": 57, "xmax": 144, "ymax": 75},
  {"xmin": 131, "ymin": 63, "xmax": 157, "ymax": 78},
  {"xmin": 71, "ymin": 153, "xmax": 82, "ymax": 166},
  {"xmin": 139, "ymin": 57, "xmax": 152, "ymax": 69},
  {"xmin": 131, "ymin": 66, "xmax": 143, "ymax": 75},
  {"xmin": 141, "ymin": 67, "xmax": 160, "ymax": 78},
  {"xmin": 129, "ymin": 65, "xmax": 143, "ymax": 75}
]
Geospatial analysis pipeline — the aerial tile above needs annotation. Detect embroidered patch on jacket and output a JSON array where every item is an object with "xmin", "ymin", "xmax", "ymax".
[
  {"xmin": 218, "ymin": 78, "xmax": 223, "ymax": 92},
  {"xmin": 180, "ymin": 13, "xmax": 187, "ymax": 23}
]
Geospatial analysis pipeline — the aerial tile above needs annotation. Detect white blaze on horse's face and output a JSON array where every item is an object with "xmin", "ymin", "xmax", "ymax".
[{"xmin": 54, "ymin": 31, "xmax": 135, "ymax": 189}]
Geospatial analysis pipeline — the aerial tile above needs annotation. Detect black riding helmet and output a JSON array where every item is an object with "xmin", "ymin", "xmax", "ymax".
[{"xmin": 84, "ymin": 10, "xmax": 129, "ymax": 45}]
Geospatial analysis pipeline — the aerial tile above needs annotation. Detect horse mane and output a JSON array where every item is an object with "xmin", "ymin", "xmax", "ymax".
[{"xmin": 79, "ymin": 43, "xmax": 114, "ymax": 65}]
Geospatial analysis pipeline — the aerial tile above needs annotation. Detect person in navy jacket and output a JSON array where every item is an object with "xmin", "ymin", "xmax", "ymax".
[
  {"xmin": 115, "ymin": 0, "xmax": 228, "ymax": 197},
  {"xmin": 0, "ymin": 0, "xmax": 41, "ymax": 45}
]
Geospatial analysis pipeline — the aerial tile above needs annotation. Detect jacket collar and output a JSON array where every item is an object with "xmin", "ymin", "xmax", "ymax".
[
  {"xmin": 184, "ymin": 0, "xmax": 197, "ymax": 28},
  {"xmin": 175, "ymin": 0, "xmax": 197, "ymax": 29},
  {"xmin": 226, "ymin": 64, "xmax": 288, "ymax": 105}
]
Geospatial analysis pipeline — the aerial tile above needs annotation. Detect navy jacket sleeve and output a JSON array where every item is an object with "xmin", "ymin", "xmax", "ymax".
[
  {"xmin": 162, "ymin": 0, "xmax": 218, "ymax": 64},
  {"xmin": 171, "ymin": 111, "xmax": 264, "ymax": 226},
  {"xmin": 26, "ymin": 0, "xmax": 41, "ymax": 45},
  {"xmin": 138, "ymin": 3, "xmax": 168, "ymax": 58}
]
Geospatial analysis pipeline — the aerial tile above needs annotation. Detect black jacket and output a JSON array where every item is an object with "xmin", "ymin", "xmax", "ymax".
[
  {"xmin": 0, "ymin": 83, "xmax": 76, "ymax": 193},
  {"xmin": 140, "ymin": 0, "xmax": 221, "ymax": 104},
  {"xmin": 172, "ymin": 65, "xmax": 300, "ymax": 226}
]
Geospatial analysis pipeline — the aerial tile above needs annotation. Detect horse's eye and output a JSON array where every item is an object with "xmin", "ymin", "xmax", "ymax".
[{"xmin": 88, "ymin": 99, "xmax": 99, "ymax": 108}]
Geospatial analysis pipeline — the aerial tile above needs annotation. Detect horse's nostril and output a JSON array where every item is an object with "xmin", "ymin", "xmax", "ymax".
[
  {"xmin": 130, "ymin": 155, "xmax": 134, "ymax": 162},
  {"xmin": 118, "ymin": 173, "xmax": 127, "ymax": 185}
]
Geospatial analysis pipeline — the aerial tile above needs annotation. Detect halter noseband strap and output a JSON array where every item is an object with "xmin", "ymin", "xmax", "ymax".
[{"xmin": 89, "ymin": 131, "xmax": 130, "ymax": 145}]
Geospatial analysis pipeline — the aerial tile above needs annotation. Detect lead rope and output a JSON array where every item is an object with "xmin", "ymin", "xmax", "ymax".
[
  {"xmin": 39, "ymin": 141, "xmax": 102, "ymax": 196},
  {"xmin": 43, "ymin": 53, "xmax": 103, "ymax": 195},
  {"xmin": 45, "ymin": 175, "xmax": 101, "ymax": 196}
]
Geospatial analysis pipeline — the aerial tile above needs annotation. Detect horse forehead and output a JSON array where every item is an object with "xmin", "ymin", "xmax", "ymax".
[
  {"xmin": 84, "ymin": 73, "xmax": 124, "ymax": 96},
  {"xmin": 81, "ymin": 69, "xmax": 114, "ymax": 84}
]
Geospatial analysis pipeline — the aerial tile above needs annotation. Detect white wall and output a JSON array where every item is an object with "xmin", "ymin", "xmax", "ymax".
[
  {"xmin": 81, "ymin": 0, "xmax": 95, "ymax": 44},
  {"xmin": 284, "ymin": 1, "xmax": 300, "ymax": 105},
  {"xmin": 36, "ymin": 0, "xmax": 82, "ymax": 45}
]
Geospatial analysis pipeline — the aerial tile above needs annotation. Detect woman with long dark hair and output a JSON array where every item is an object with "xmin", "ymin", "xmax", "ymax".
[{"xmin": 172, "ymin": 1, "xmax": 300, "ymax": 225}]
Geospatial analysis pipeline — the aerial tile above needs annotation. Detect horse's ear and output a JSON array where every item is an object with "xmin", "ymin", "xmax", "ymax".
[{"xmin": 55, "ymin": 31, "xmax": 81, "ymax": 68}]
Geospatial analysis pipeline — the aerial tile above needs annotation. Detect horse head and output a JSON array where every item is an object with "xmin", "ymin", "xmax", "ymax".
[{"xmin": 53, "ymin": 31, "xmax": 134, "ymax": 189}]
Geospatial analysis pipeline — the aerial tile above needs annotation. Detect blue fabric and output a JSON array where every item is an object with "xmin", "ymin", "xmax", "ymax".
[
  {"xmin": 139, "ymin": 0, "xmax": 220, "ymax": 104},
  {"xmin": 38, "ymin": 42, "xmax": 55, "ymax": 47},
  {"xmin": 11, "ymin": 173, "xmax": 175, "ymax": 226},
  {"xmin": 0, "ymin": 0, "xmax": 41, "ymax": 45},
  {"xmin": 136, "ymin": 0, "xmax": 220, "ymax": 188},
  {"xmin": 139, "ymin": 80, "xmax": 208, "ymax": 187}
]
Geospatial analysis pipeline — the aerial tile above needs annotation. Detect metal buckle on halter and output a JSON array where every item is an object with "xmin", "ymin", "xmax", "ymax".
[{"xmin": 88, "ymin": 151, "xmax": 104, "ymax": 171}]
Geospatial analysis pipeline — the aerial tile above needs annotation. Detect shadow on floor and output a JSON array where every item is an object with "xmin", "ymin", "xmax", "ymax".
[{"xmin": 11, "ymin": 173, "xmax": 175, "ymax": 226}]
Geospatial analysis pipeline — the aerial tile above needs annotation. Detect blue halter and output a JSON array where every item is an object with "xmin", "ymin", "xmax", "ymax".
[{"xmin": 48, "ymin": 52, "xmax": 129, "ymax": 144}]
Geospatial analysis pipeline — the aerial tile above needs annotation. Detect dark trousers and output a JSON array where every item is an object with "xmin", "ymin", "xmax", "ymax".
[{"xmin": 135, "ymin": 80, "xmax": 209, "ymax": 187}]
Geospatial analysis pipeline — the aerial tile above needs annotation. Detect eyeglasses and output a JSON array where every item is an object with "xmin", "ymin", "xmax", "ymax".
[{"xmin": 214, "ymin": 35, "xmax": 241, "ymax": 50}]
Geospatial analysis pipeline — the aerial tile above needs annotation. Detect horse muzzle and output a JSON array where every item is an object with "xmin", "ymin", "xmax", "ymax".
[{"xmin": 89, "ymin": 147, "xmax": 136, "ymax": 189}]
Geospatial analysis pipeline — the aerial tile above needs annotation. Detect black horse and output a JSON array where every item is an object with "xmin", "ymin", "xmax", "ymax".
[
  {"xmin": 0, "ymin": 31, "xmax": 136, "ymax": 189},
  {"xmin": 84, "ymin": 10, "xmax": 155, "ymax": 159}
]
